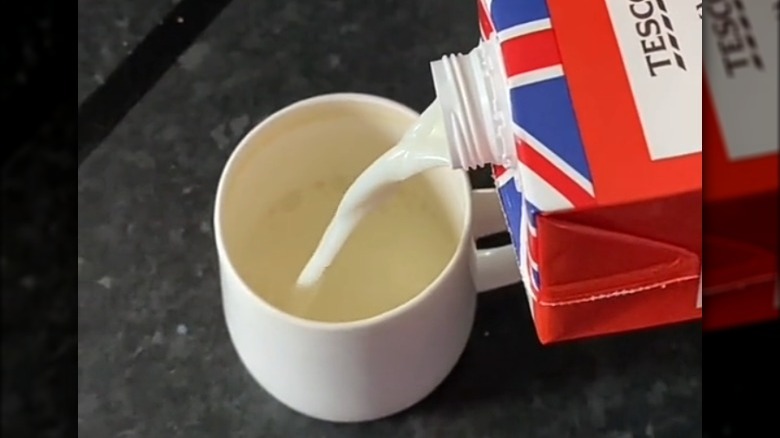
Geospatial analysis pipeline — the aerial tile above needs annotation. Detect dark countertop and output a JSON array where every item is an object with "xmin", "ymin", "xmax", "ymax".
[
  {"xmin": 77, "ymin": 0, "xmax": 178, "ymax": 104},
  {"xmin": 77, "ymin": 0, "xmax": 702, "ymax": 436}
]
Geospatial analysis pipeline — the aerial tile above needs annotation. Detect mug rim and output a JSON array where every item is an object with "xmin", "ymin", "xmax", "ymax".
[{"xmin": 214, "ymin": 92, "xmax": 475, "ymax": 331}]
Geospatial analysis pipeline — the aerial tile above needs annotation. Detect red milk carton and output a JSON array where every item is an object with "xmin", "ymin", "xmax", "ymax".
[
  {"xmin": 702, "ymin": 0, "xmax": 778, "ymax": 330},
  {"xmin": 479, "ymin": 0, "xmax": 703, "ymax": 343}
]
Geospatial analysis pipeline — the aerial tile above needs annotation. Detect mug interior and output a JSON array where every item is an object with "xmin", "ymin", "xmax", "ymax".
[{"xmin": 216, "ymin": 94, "xmax": 472, "ymax": 324}]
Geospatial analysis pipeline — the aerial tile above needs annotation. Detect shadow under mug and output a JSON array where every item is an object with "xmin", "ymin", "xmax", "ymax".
[{"xmin": 214, "ymin": 93, "xmax": 521, "ymax": 422}]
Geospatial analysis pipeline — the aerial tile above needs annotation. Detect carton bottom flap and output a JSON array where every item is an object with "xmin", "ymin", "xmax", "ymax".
[
  {"xmin": 703, "ymin": 236, "xmax": 777, "ymax": 296},
  {"xmin": 703, "ymin": 281, "xmax": 779, "ymax": 331},
  {"xmin": 537, "ymin": 215, "xmax": 700, "ymax": 304}
]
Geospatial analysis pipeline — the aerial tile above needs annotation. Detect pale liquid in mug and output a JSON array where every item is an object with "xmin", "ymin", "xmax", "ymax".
[
  {"xmin": 234, "ymin": 175, "xmax": 458, "ymax": 322},
  {"xmin": 296, "ymin": 102, "xmax": 452, "ymax": 288}
]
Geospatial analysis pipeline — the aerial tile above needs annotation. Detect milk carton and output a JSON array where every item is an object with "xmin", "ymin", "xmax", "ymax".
[{"xmin": 479, "ymin": 0, "xmax": 703, "ymax": 343}]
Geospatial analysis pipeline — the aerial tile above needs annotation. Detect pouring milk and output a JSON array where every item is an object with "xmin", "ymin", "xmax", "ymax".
[{"xmin": 296, "ymin": 38, "xmax": 518, "ymax": 289}]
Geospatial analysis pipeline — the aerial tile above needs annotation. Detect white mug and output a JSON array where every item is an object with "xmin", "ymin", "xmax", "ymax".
[{"xmin": 213, "ymin": 93, "xmax": 521, "ymax": 422}]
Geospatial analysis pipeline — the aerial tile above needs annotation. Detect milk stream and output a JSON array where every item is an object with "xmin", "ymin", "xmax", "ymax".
[{"xmin": 296, "ymin": 101, "xmax": 450, "ymax": 288}]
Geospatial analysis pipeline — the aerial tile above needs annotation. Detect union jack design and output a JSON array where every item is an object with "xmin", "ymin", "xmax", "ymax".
[
  {"xmin": 480, "ymin": 0, "xmax": 595, "ymax": 298},
  {"xmin": 481, "ymin": 0, "xmax": 596, "ymax": 212}
]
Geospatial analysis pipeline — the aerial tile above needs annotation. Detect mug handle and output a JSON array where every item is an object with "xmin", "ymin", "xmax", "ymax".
[{"xmin": 471, "ymin": 188, "xmax": 522, "ymax": 292}]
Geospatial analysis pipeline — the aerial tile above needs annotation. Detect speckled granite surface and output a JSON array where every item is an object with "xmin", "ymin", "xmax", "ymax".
[
  {"xmin": 77, "ymin": 0, "xmax": 702, "ymax": 436},
  {"xmin": 77, "ymin": 0, "xmax": 180, "ymax": 103}
]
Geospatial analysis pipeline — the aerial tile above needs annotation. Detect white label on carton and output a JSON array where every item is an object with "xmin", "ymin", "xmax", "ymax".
[
  {"xmin": 604, "ymin": 0, "xmax": 702, "ymax": 161},
  {"xmin": 703, "ymin": 0, "xmax": 778, "ymax": 161}
]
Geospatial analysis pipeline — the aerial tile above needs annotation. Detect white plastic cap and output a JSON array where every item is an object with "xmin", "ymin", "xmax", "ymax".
[{"xmin": 430, "ymin": 36, "xmax": 516, "ymax": 173}]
